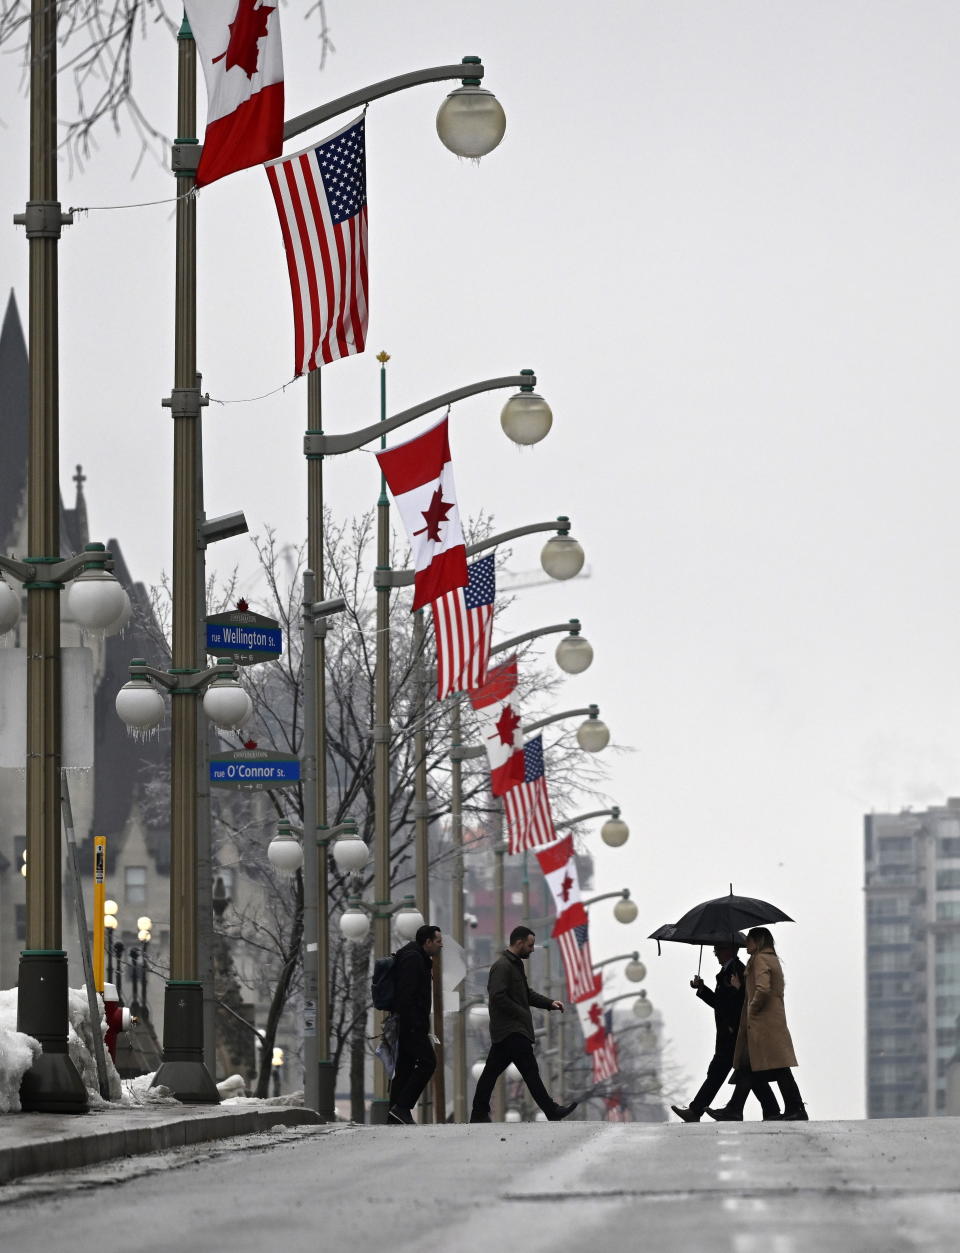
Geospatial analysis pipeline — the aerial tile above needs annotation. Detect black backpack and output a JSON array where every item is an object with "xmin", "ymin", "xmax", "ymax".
[{"xmin": 371, "ymin": 952, "xmax": 398, "ymax": 1011}]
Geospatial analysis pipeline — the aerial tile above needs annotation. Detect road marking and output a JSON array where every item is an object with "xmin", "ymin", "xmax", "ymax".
[
  {"xmin": 733, "ymin": 1236, "xmax": 794, "ymax": 1253},
  {"xmin": 722, "ymin": 1198, "xmax": 769, "ymax": 1214},
  {"xmin": 718, "ymin": 1152, "xmax": 742, "ymax": 1162}
]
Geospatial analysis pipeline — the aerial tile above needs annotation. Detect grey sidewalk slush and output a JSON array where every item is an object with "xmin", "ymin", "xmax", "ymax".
[{"xmin": 0, "ymin": 1104, "xmax": 323, "ymax": 1187}]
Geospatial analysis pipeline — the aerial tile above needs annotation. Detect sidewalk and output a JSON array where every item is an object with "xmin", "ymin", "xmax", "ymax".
[{"xmin": 0, "ymin": 1101, "xmax": 324, "ymax": 1187}]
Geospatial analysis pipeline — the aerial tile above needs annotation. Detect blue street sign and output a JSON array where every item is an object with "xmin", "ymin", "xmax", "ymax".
[
  {"xmin": 210, "ymin": 750, "xmax": 300, "ymax": 789},
  {"xmin": 206, "ymin": 620, "xmax": 283, "ymax": 662}
]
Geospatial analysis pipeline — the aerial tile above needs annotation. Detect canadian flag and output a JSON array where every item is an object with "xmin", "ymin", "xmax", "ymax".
[
  {"xmin": 468, "ymin": 655, "xmax": 525, "ymax": 796},
  {"xmin": 185, "ymin": 0, "xmax": 284, "ymax": 187},
  {"xmin": 574, "ymin": 976, "xmax": 607, "ymax": 1054},
  {"xmin": 536, "ymin": 834, "xmax": 589, "ymax": 937},
  {"xmin": 376, "ymin": 417, "xmax": 468, "ymax": 612}
]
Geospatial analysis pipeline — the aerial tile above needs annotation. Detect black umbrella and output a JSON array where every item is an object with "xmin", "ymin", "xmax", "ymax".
[
  {"xmin": 648, "ymin": 923, "xmax": 748, "ymax": 951},
  {"xmin": 671, "ymin": 889, "xmax": 792, "ymax": 939}
]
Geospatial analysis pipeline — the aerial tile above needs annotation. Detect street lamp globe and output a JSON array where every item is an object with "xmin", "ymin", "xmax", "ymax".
[
  {"xmin": 555, "ymin": 630, "xmax": 593, "ymax": 675},
  {"xmin": 601, "ymin": 813, "xmax": 629, "ymax": 847},
  {"xmin": 534, "ymin": 1110, "xmax": 548, "ymax": 1122},
  {"xmin": 505, "ymin": 1063, "xmax": 522, "ymax": 1083},
  {"xmin": 137, "ymin": 928, "xmax": 151, "ymax": 943},
  {"xmin": 501, "ymin": 389, "xmax": 553, "ymax": 446},
  {"xmin": 104, "ymin": 900, "xmax": 119, "ymax": 917},
  {"xmin": 115, "ymin": 677, "xmax": 165, "ymax": 733},
  {"xmin": 340, "ymin": 904, "xmax": 371, "ymax": 942},
  {"xmin": 625, "ymin": 959, "xmax": 647, "ymax": 983},
  {"xmin": 633, "ymin": 992, "xmax": 653, "ymax": 1021},
  {"xmin": 436, "ymin": 76, "xmax": 506, "ymax": 158},
  {"xmin": 103, "ymin": 914, "xmax": 117, "ymax": 930},
  {"xmin": 394, "ymin": 898, "xmax": 426, "ymax": 942},
  {"xmin": 470, "ymin": 1060, "xmax": 486, "ymax": 1081},
  {"xmin": 267, "ymin": 825, "xmax": 304, "ymax": 874},
  {"xmin": 613, "ymin": 894, "xmax": 638, "ymax": 925},
  {"xmin": 468, "ymin": 1003, "xmax": 490, "ymax": 1025},
  {"xmin": 202, "ymin": 662, "xmax": 252, "ymax": 730},
  {"xmin": 577, "ymin": 714, "xmax": 609, "ymax": 753},
  {"xmin": 137, "ymin": 916, "xmax": 152, "ymax": 932},
  {"xmin": 68, "ymin": 567, "xmax": 130, "ymax": 632},
  {"xmin": 0, "ymin": 575, "xmax": 21, "ymax": 634},
  {"xmin": 541, "ymin": 533, "xmax": 585, "ymax": 581},
  {"xmin": 504, "ymin": 1108, "xmax": 522, "ymax": 1123},
  {"xmin": 332, "ymin": 833, "xmax": 370, "ymax": 873}
]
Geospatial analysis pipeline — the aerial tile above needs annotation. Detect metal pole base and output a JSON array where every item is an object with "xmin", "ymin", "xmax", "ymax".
[
  {"xmin": 369, "ymin": 1098, "xmax": 391, "ymax": 1125},
  {"xmin": 152, "ymin": 981, "xmax": 220, "ymax": 1104},
  {"xmin": 17, "ymin": 951, "xmax": 88, "ymax": 1114},
  {"xmin": 317, "ymin": 1060, "xmax": 337, "ymax": 1122}
]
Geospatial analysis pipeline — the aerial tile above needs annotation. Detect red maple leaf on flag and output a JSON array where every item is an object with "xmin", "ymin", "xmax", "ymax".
[
  {"xmin": 588, "ymin": 1002, "xmax": 604, "ymax": 1027},
  {"xmin": 413, "ymin": 487, "xmax": 454, "ymax": 543},
  {"xmin": 492, "ymin": 703, "xmax": 521, "ymax": 747},
  {"xmin": 212, "ymin": 0, "xmax": 276, "ymax": 78},
  {"xmin": 560, "ymin": 873, "xmax": 574, "ymax": 902}
]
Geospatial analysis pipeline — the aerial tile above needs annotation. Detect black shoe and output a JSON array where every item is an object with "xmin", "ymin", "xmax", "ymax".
[
  {"xmin": 388, "ymin": 1105, "xmax": 415, "ymax": 1125},
  {"xmin": 548, "ymin": 1101, "xmax": 578, "ymax": 1122},
  {"xmin": 762, "ymin": 1112, "xmax": 783, "ymax": 1121},
  {"xmin": 705, "ymin": 1106, "xmax": 743, "ymax": 1121},
  {"xmin": 670, "ymin": 1105, "xmax": 703, "ymax": 1123},
  {"xmin": 781, "ymin": 1106, "xmax": 809, "ymax": 1121},
  {"xmin": 468, "ymin": 1111, "xmax": 492, "ymax": 1123}
]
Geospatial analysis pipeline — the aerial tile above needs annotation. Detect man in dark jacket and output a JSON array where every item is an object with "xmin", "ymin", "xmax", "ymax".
[
  {"xmin": 389, "ymin": 924, "xmax": 442, "ymax": 1126},
  {"xmin": 469, "ymin": 925, "xmax": 578, "ymax": 1124},
  {"xmin": 670, "ymin": 942, "xmax": 779, "ymax": 1122}
]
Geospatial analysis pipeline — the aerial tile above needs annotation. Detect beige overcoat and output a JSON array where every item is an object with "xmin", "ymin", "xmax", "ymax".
[{"xmin": 732, "ymin": 947, "xmax": 798, "ymax": 1072}]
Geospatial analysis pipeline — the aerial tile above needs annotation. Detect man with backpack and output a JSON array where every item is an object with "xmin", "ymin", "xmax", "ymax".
[{"xmin": 387, "ymin": 924, "xmax": 443, "ymax": 1125}]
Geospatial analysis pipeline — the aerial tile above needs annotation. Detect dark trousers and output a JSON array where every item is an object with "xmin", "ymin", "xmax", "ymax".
[
  {"xmin": 726, "ymin": 1072, "xmax": 781, "ymax": 1117},
  {"xmin": 472, "ymin": 1033, "xmax": 557, "ymax": 1117},
  {"xmin": 390, "ymin": 1028, "xmax": 436, "ymax": 1111},
  {"xmin": 752, "ymin": 1067, "xmax": 804, "ymax": 1114},
  {"xmin": 690, "ymin": 1042, "xmax": 735, "ymax": 1113}
]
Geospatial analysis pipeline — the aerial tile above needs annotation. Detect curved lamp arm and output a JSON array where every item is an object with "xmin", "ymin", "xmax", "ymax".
[
  {"xmin": 316, "ymin": 820, "xmax": 359, "ymax": 846},
  {"xmin": 602, "ymin": 992, "xmax": 643, "ymax": 1010},
  {"xmin": 592, "ymin": 952, "xmax": 640, "ymax": 971},
  {"xmin": 524, "ymin": 704, "xmax": 598, "ymax": 736},
  {"xmin": 492, "ymin": 619, "xmax": 582, "ymax": 658},
  {"xmin": 304, "ymin": 373, "xmax": 535, "ymax": 457},
  {"xmin": 556, "ymin": 807, "xmax": 619, "ymax": 829},
  {"xmin": 584, "ymin": 889, "xmax": 631, "ymax": 908},
  {"xmin": 378, "ymin": 518, "xmax": 572, "ymax": 590},
  {"xmin": 284, "ymin": 60, "xmax": 486, "ymax": 141}
]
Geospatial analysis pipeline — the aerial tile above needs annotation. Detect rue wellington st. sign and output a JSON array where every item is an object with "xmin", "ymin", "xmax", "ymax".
[{"xmin": 206, "ymin": 607, "xmax": 282, "ymax": 665}]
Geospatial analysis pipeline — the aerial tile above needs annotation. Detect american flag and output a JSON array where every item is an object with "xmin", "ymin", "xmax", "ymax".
[
  {"xmin": 265, "ymin": 114, "xmax": 368, "ymax": 375},
  {"xmin": 592, "ymin": 1033, "xmax": 619, "ymax": 1084},
  {"xmin": 502, "ymin": 736, "xmax": 555, "ymax": 854},
  {"xmin": 431, "ymin": 554, "xmax": 495, "ymax": 699},
  {"xmin": 556, "ymin": 920, "xmax": 597, "ymax": 1001}
]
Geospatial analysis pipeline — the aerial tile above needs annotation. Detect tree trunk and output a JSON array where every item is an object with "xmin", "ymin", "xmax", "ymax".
[{"xmin": 254, "ymin": 872, "xmax": 305, "ymax": 1098}]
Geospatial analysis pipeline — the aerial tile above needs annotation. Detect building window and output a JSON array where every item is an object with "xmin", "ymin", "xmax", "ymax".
[
  {"xmin": 879, "ymin": 836, "xmax": 913, "ymax": 858},
  {"xmin": 939, "ymin": 837, "xmax": 960, "ymax": 859},
  {"xmin": 937, "ymin": 869, "xmax": 960, "ymax": 890},
  {"xmin": 125, "ymin": 865, "xmax": 147, "ymax": 904},
  {"xmin": 936, "ymin": 901, "xmax": 960, "ymax": 921}
]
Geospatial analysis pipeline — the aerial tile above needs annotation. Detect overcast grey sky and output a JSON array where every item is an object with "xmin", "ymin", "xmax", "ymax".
[{"xmin": 5, "ymin": 1, "xmax": 960, "ymax": 1119}]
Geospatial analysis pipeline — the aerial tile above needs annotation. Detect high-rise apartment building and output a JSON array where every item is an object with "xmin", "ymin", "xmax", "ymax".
[{"xmin": 864, "ymin": 800, "xmax": 960, "ymax": 1116}]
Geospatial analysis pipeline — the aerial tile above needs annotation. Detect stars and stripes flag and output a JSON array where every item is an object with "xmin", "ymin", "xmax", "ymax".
[
  {"xmin": 469, "ymin": 655, "xmax": 525, "ymax": 796},
  {"xmin": 432, "ymin": 554, "xmax": 495, "ymax": 699},
  {"xmin": 573, "ymin": 975, "xmax": 607, "ymax": 1054},
  {"xmin": 186, "ymin": 0, "xmax": 284, "ymax": 187},
  {"xmin": 375, "ymin": 417, "xmax": 468, "ymax": 611},
  {"xmin": 502, "ymin": 736, "xmax": 556, "ymax": 854},
  {"xmin": 556, "ymin": 919, "xmax": 597, "ymax": 1001},
  {"xmin": 265, "ymin": 114, "xmax": 368, "ymax": 375},
  {"xmin": 592, "ymin": 1032, "xmax": 619, "ymax": 1084},
  {"xmin": 535, "ymin": 835, "xmax": 589, "ymax": 937}
]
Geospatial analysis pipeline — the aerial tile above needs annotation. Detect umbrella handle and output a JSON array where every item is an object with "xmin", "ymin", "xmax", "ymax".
[{"xmin": 697, "ymin": 946, "xmax": 703, "ymax": 976}]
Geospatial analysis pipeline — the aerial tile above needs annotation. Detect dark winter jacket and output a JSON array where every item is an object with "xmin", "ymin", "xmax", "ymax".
[
  {"xmin": 487, "ymin": 949, "xmax": 554, "ymax": 1044},
  {"xmin": 393, "ymin": 940, "xmax": 433, "ymax": 1035},
  {"xmin": 696, "ymin": 956, "xmax": 745, "ymax": 1052}
]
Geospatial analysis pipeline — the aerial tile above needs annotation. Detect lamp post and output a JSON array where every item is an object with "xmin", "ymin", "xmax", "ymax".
[
  {"xmin": 9, "ymin": 0, "xmax": 131, "ymax": 1109},
  {"xmin": 593, "ymin": 952, "xmax": 647, "ymax": 983},
  {"xmin": 556, "ymin": 807, "xmax": 629, "ymax": 847},
  {"xmin": 523, "ymin": 705, "xmax": 610, "ymax": 751},
  {"xmin": 583, "ymin": 889, "xmax": 639, "ymax": 925}
]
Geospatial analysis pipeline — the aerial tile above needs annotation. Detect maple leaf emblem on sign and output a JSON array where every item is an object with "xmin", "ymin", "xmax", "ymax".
[
  {"xmin": 492, "ymin": 703, "xmax": 521, "ymax": 747},
  {"xmin": 413, "ymin": 486, "xmax": 454, "ymax": 543},
  {"xmin": 588, "ymin": 1003, "xmax": 603, "ymax": 1027},
  {"xmin": 560, "ymin": 874, "xmax": 574, "ymax": 903},
  {"xmin": 212, "ymin": 0, "xmax": 276, "ymax": 79}
]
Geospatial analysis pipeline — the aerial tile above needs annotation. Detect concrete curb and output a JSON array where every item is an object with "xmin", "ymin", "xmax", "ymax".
[{"xmin": 0, "ymin": 1106, "xmax": 323, "ymax": 1187}]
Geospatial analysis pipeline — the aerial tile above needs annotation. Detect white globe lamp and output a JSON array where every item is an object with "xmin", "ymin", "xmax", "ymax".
[
  {"xmin": 436, "ymin": 60, "xmax": 506, "ymax": 158},
  {"xmin": 625, "ymin": 958, "xmax": 647, "ymax": 983},
  {"xmin": 555, "ymin": 628, "xmax": 593, "ymax": 674},
  {"xmin": 202, "ymin": 660, "xmax": 252, "ymax": 730},
  {"xmin": 394, "ymin": 898, "xmax": 426, "ymax": 942},
  {"xmin": 541, "ymin": 528, "xmax": 585, "ymax": 581},
  {"xmin": 332, "ymin": 833, "xmax": 369, "ymax": 873},
  {"xmin": 0, "ymin": 575, "xmax": 21, "ymax": 634},
  {"xmin": 601, "ymin": 811, "xmax": 629, "ymax": 847},
  {"xmin": 614, "ymin": 894, "xmax": 638, "ymax": 925},
  {"xmin": 577, "ymin": 711, "xmax": 610, "ymax": 752},
  {"xmin": 340, "ymin": 902, "xmax": 371, "ymax": 942},
  {"xmin": 501, "ymin": 376, "xmax": 553, "ymax": 446},
  {"xmin": 67, "ymin": 546, "xmax": 130, "ymax": 631},
  {"xmin": 116, "ymin": 674, "xmax": 165, "ymax": 733},
  {"xmin": 267, "ymin": 823, "xmax": 303, "ymax": 874}
]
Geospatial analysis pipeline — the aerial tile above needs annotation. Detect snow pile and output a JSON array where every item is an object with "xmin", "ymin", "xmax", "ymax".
[
  {"xmin": 0, "ymin": 990, "xmax": 41, "ymax": 1114},
  {"xmin": 0, "ymin": 985, "xmax": 128, "ymax": 1112}
]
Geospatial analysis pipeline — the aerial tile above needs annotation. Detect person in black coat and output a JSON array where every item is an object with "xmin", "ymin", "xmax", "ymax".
[
  {"xmin": 670, "ymin": 942, "xmax": 780, "ymax": 1122},
  {"xmin": 389, "ymin": 924, "xmax": 443, "ymax": 1125}
]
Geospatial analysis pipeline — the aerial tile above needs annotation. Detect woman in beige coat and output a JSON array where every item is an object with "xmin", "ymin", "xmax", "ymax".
[{"xmin": 730, "ymin": 927, "xmax": 807, "ymax": 1120}]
